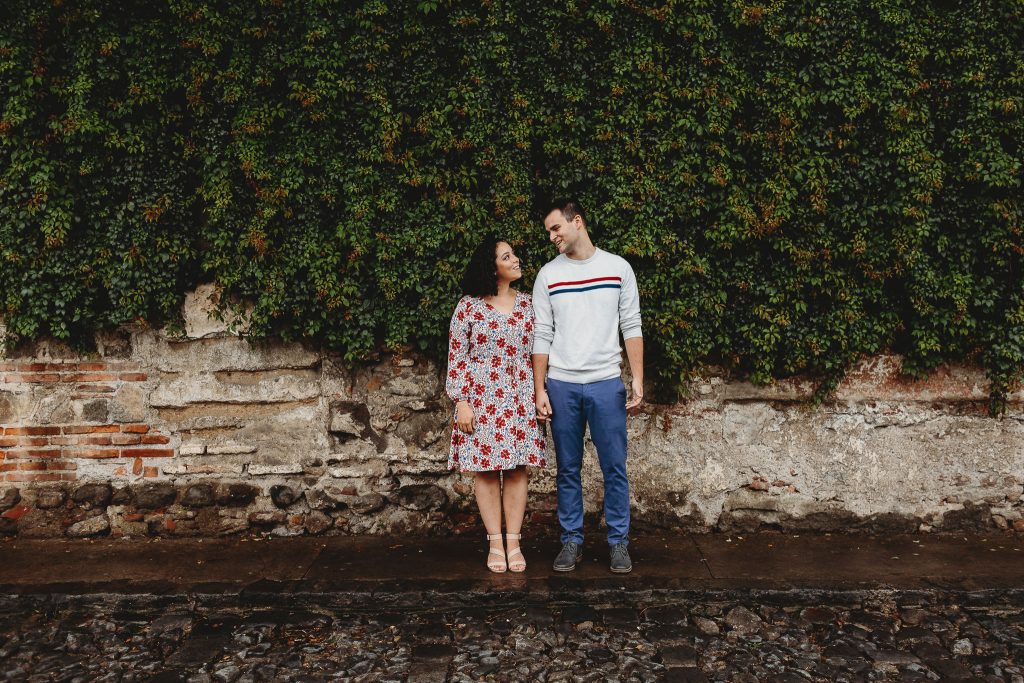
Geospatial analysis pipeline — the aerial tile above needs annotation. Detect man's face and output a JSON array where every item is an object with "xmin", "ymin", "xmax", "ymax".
[{"xmin": 543, "ymin": 209, "xmax": 583, "ymax": 255}]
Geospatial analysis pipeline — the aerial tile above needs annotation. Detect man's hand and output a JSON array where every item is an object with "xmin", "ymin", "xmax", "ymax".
[
  {"xmin": 625, "ymin": 376, "xmax": 644, "ymax": 413},
  {"xmin": 535, "ymin": 389, "xmax": 552, "ymax": 422},
  {"xmin": 455, "ymin": 401, "xmax": 475, "ymax": 434}
]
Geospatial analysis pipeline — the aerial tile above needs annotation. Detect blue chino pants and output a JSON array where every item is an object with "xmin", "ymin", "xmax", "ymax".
[{"xmin": 546, "ymin": 377, "xmax": 630, "ymax": 547}]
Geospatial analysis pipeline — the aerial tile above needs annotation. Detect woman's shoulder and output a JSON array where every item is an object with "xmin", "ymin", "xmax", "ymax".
[{"xmin": 452, "ymin": 295, "xmax": 481, "ymax": 318}]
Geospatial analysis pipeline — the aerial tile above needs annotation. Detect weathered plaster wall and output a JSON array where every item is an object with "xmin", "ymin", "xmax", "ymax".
[{"xmin": 1, "ymin": 286, "xmax": 1022, "ymax": 538}]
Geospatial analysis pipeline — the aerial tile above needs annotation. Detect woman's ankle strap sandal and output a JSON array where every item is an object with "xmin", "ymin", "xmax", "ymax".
[
  {"xmin": 505, "ymin": 533, "xmax": 526, "ymax": 573},
  {"xmin": 486, "ymin": 533, "xmax": 506, "ymax": 573}
]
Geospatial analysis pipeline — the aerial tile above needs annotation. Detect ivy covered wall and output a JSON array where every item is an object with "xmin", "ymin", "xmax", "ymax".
[{"xmin": 1, "ymin": 1, "xmax": 1022, "ymax": 409}]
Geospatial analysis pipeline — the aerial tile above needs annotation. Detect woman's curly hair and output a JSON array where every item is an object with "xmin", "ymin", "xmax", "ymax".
[{"xmin": 459, "ymin": 235, "xmax": 506, "ymax": 297}]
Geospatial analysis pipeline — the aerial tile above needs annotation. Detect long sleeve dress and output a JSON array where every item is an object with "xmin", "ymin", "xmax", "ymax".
[{"xmin": 445, "ymin": 292, "xmax": 548, "ymax": 472}]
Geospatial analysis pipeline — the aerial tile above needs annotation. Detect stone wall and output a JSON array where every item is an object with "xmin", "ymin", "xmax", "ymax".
[{"xmin": 1, "ymin": 287, "xmax": 1022, "ymax": 538}]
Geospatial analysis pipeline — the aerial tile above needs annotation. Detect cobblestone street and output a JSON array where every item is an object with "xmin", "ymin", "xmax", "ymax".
[
  {"xmin": 1, "ymin": 533, "xmax": 1021, "ymax": 682},
  {"xmin": 2, "ymin": 588, "xmax": 1023, "ymax": 682}
]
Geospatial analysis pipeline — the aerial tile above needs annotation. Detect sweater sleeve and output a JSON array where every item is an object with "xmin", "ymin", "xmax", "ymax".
[
  {"xmin": 446, "ymin": 297, "xmax": 473, "ymax": 402},
  {"xmin": 618, "ymin": 260, "xmax": 643, "ymax": 340},
  {"xmin": 531, "ymin": 269, "xmax": 554, "ymax": 354}
]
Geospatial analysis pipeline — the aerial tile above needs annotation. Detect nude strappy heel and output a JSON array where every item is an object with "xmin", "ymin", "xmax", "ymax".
[
  {"xmin": 486, "ymin": 533, "xmax": 507, "ymax": 573},
  {"xmin": 506, "ymin": 532, "xmax": 526, "ymax": 573}
]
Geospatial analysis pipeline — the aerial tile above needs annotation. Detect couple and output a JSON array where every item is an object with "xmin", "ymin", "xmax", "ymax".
[{"xmin": 445, "ymin": 198, "xmax": 644, "ymax": 574}]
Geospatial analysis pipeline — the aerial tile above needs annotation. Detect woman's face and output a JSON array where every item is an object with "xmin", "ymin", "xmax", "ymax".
[{"xmin": 495, "ymin": 241, "xmax": 522, "ymax": 285}]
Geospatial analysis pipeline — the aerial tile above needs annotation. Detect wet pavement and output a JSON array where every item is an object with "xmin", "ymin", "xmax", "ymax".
[{"xmin": 1, "ymin": 532, "xmax": 1022, "ymax": 681}]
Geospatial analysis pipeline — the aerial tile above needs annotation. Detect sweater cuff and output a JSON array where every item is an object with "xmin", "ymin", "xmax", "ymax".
[
  {"xmin": 532, "ymin": 339, "xmax": 552, "ymax": 355},
  {"xmin": 621, "ymin": 324, "xmax": 643, "ymax": 340}
]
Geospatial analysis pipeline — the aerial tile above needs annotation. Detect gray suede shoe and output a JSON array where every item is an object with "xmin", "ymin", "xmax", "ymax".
[
  {"xmin": 610, "ymin": 543, "xmax": 632, "ymax": 573},
  {"xmin": 552, "ymin": 541, "xmax": 582, "ymax": 572}
]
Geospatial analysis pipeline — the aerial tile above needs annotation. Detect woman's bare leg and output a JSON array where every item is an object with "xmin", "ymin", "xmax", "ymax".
[
  {"xmin": 474, "ymin": 471, "xmax": 505, "ymax": 571},
  {"xmin": 502, "ymin": 467, "xmax": 528, "ymax": 570}
]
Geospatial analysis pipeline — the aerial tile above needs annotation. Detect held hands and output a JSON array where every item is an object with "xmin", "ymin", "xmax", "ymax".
[
  {"xmin": 455, "ymin": 401, "xmax": 475, "ymax": 434},
  {"xmin": 535, "ymin": 389, "xmax": 552, "ymax": 422},
  {"xmin": 625, "ymin": 376, "xmax": 644, "ymax": 413}
]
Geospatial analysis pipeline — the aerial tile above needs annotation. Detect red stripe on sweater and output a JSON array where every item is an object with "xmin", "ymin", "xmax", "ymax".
[{"xmin": 549, "ymin": 276, "xmax": 622, "ymax": 289}]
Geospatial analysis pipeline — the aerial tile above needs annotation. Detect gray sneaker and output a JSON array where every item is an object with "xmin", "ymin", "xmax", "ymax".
[
  {"xmin": 552, "ymin": 541, "xmax": 582, "ymax": 572},
  {"xmin": 610, "ymin": 543, "xmax": 632, "ymax": 573}
]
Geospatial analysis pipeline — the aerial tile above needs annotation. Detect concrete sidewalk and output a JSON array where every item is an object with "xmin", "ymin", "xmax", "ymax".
[{"xmin": 1, "ymin": 531, "xmax": 1021, "ymax": 596}]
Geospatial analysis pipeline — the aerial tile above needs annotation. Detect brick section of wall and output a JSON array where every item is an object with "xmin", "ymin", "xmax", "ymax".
[
  {"xmin": 1, "ymin": 360, "xmax": 169, "ymax": 483},
  {"xmin": 0, "ymin": 361, "xmax": 148, "ymax": 401},
  {"xmin": 0, "ymin": 424, "xmax": 173, "ymax": 482}
]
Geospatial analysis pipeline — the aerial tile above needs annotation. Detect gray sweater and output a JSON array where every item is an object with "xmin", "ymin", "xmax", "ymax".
[{"xmin": 532, "ymin": 248, "xmax": 642, "ymax": 384}]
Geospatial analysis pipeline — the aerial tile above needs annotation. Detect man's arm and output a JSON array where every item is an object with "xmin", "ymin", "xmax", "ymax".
[
  {"xmin": 623, "ymin": 336, "xmax": 643, "ymax": 411},
  {"xmin": 619, "ymin": 261, "xmax": 644, "ymax": 411},
  {"xmin": 532, "ymin": 268, "xmax": 554, "ymax": 421},
  {"xmin": 533, "ymin": 353, "xmax": 551, "ymax": 421}
]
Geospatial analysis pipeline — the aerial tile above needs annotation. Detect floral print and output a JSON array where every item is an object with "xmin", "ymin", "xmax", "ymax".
[{"xmin": 446, "ymin": 292, "xmax": 547, "ymax": 471}]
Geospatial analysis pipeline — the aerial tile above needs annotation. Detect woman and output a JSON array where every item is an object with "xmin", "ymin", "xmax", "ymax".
[{"xmin": 446, "ymin": 236, "xmax": 547, "ymax": 573}]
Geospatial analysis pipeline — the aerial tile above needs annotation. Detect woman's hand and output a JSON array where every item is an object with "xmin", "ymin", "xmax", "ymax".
[{"xmin": 455, "ymin": 401, "xmax": 475, "ymax": 434}]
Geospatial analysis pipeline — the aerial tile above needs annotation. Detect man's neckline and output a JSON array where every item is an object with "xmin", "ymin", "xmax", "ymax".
[{"xmin": 561, "ymin": 248, "xmax": 602, "ymax": 265}]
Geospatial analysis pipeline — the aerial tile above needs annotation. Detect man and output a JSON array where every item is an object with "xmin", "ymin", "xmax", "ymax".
[{"xmin": 532, "ymin": 198, "xmax": 643, "ymax": 573}]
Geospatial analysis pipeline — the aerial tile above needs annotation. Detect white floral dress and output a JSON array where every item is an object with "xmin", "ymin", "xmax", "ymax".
[{"xmin": 445, "ymin": 292, "xmax": 548, "ymax": 471}]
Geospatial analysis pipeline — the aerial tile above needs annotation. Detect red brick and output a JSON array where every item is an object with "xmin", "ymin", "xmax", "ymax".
[
  {"xmin": 76, "ymin": 362, "xmax": 106, "ymax": 371},
  {"xmin": 0, "ymin": 362, "xmax": 17, "ymax": 371},
  {"xmin": 141, "ymin": 434, "xmax": 171, "ymax": 445},
  {"xmin": 123, "ymin": 513, "xmax": 145, "ymax": 522},
  {"xmin": 0, "ymin": 437, "xmax": 18, "ymax": 447},
  {"xmin": 0, "ymin": 463, "xmax": 16, "ymax": 472},
  {"xmin": 132, "ymin": 458, "xmax": 143, "ymax": 475},
  {"xmin": 61, "ymin": 473, "xmax": 78, "ymax": 481},
  {"xmin": 18, "ymin": 363, "xmax": 50, "ymax": 372},
  {"xmin": 16, "ymin": 437, "xmax": 51, "ymax": 447},
  {"xmin": 164, "ymin": 518, "xmax": 177, "ymax": 531},
  {"xmin": 4, "ymin": 426, "xmax": 61, "ymax": 436},
  {"xmin": 119, "ymin": 373, "xmax": 149, "ymax": 382},
  {"xmin": 46, "ymin": 461, "xmax": 77, "ymax": 471},
  {"xmin": 66, "ymin": 373, "xmax": 118, "ymax": 382},
  {"xmin": 113, "ymin": 466, "xmax": 128, "ymax": 476},
  {"xmin": 143, "ymin": 467, "xmax": 159, "ymax": 477},
  {"xmin": 121, "ymin": 448, "xmax": 173, "ymax": 458},
  {"xmin": 17, "ymin": 461, "xmax": 47, "ymax": 471},
  {"xmin": 75, "ymin": 436, "xmax": 113, "ymax": 446},
  {"xmin": 8, "ymin": 373, "xmax": 61, "ymax": 383},
  {"xmin": 3, "ymin": 448, "xmax": 61, "ymax": 459},
  {"xmin": 5, "ymin": 473, "xmax": 62, "ymax": 482},
  {"xmin": 1, "ymin": 505, "xmax": 29, "ymax": 520},
  {"xmin": 66, "ymin": 448, "xmax": 120, "ymax": 459},
  {"xmin": 62, "ymin": 425, "xmax": 119, "ymax": 434},
  {"xmin": 111, "ymin": 434, "xmax": 142, "ymax": 446},
  {"xmin": 121, "ymin": 424, "xmax": 151, "ymax": 434}
]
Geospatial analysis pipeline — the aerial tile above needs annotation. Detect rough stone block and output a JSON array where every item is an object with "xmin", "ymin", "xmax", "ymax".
[
  {"xmin": 206, "ymin": 443, "xmax": 258, "ymax": 455},
  {"xmin": 270, "ymin": 485, "xmax": 300, "ymax": 508},
  {"xmin": 34, "ymin": 488, "xmax": 67, "ymax": 509},
  {"xmin": 71, "ymin": 483, "xmax": 112, "ymax": 509},
  {"xmin": 215, "ymin": 484, "xmax": 258, "ymax": 507},
  {"xmin": 151, "ymin": 371, "xmax": 320, "ymax": 408},
  {"xmin": 134, "ymin": 482, "xmax": 177, "ymax": 509},
  {"xmin": 395, "ymin": 484, "xmax": 448, "ymax": 511},
  {"xmin": 67, "ymin": 514, "xmax": 110, "ymax": 538},
  {"xmin": 181, "ymin": 484, "xmax": 215, "ymax": 508},
  {"xmin": 133, "ymin": 334, "xmax": 320, "ymax": 373},
  {"xmin": 0, "ymin": 487, "xmax": 20, "ymax": 512},
  {"xmin": 248, "ymin": 464, "xmax": 304, "ymax": 476}
]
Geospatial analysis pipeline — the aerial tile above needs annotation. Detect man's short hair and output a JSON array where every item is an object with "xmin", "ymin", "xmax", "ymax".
[{"xmin": 542, "ymin": 197, "xmax": 587, "ymax": 227}]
